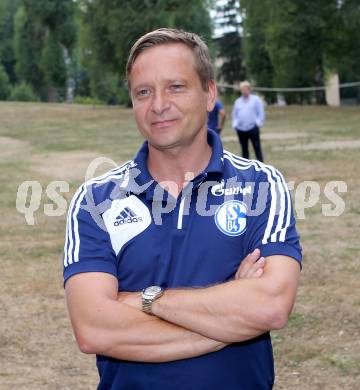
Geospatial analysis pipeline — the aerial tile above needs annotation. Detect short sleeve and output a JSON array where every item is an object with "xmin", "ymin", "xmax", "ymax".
[
  {"xmin": 245, "ymin": 165, "xmax": 302, "ymax": 266},
  {"xmin": 217, "ymin": 101, "xmax": 224, "ymax": 110},
  {"xmin": 63, "ymin": 183, "xmax": 118, "ymax": 284}
]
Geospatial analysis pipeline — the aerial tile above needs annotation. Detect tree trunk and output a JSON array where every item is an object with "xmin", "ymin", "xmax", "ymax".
[
  {"xmin": 47, "ymin": 85, "xmax": 58, "ymax": 102},
  {"xmin": 314, "ymin": 64, "xmax": 326, "ymax": 105}
]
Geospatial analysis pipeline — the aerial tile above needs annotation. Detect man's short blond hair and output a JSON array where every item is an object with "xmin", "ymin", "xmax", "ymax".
[
  {"xmin": 240, "ymin": 81, "xmax": 251, "ymax": 90},
  {"xmin": 126, "ymin": 28, "xmax": 214, "ymax": 91}
]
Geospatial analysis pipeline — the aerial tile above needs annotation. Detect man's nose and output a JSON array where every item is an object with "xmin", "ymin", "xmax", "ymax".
[{"xmin": 151, "ymin": 90, "xmax": 170, "ymax": 115}]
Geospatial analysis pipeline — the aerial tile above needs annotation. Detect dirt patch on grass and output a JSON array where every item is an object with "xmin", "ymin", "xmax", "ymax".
[
  {"xmin": 275, "ymin": 139, "xmax": 360, "ymax": 151},
  {"xmin": 262, "ymin": 131, "xmax": 308, "ymax": 140},
  {"xmin": 31, "ymin": 151, "xmax": 118, "ymax": 182},
  {"xmin": 222, "ymin": 131, "xmax": 308, "ymax": 143},
  {"xmin": 0, "ymin": 136, "xmax": 30, "ymax": 160}
]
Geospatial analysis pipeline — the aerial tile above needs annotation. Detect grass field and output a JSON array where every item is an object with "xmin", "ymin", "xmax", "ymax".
[{"xmin": 0, "ymin": 102, "xmax": 359, "ymax": 389}]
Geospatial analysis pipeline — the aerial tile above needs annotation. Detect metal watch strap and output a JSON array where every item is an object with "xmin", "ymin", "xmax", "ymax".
[
  {"xmin": 142, "ymin": 286, "xmax": 163, "ymax": 315},
  {"xmin": 142, "ymin": 298, "xmax": 154, "ymax": 314}
]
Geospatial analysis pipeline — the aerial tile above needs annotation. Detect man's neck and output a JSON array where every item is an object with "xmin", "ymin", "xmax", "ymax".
[{"xmin": 147, "ymin": 130, "xmax": 212, "ymax": 197}]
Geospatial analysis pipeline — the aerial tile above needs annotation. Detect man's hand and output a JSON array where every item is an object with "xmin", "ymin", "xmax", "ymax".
[
  {"xmin": 235, "ymin": 249, "xmax": 266, "ymax": 280},
  {"xmin": 117, "ymin": 250, "xmax": 266, "ymax": 311},
  {"xmin": 151, "ymin": 255, "xmax": 300, "ymax": 343}
]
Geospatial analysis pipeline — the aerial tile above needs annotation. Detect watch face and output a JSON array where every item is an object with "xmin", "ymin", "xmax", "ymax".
[
  {"xmin": 144, "ymin": 285, "xmax": 162, "ymax": 298},
  {"xmin": 146, "ymin": 285, "xmax": 162, "ymax": 294}
]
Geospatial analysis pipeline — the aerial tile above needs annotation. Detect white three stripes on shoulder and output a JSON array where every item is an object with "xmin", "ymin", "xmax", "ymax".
[
  {"xmin": 223, "ymin": 151, "xmax": 292, "ymax": 244},
  {"xmin": 63, "ymin": 161, "xmax": 133, "ymax": 268}
]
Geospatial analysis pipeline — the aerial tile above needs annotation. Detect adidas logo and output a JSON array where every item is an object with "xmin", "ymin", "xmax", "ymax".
[{"xmin": 114, "ymin": 207, "xmax": 143, "ymax": 226}]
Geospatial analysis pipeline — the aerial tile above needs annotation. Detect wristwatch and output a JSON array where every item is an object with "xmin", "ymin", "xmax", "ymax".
[{"xmin": 141, "ymin": 286, "xmax": 164, "ymax": 314}]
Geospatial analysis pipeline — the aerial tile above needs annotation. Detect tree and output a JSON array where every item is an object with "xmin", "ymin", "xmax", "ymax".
[
  {"xmin": 14, "ymin": 4, "xmax": 45, "ymax": 98},
  {"xmin": 40, "ymin": 30, "xmax": 67, "ymax": 101},
  {"xmin": 14, "ymin": 0, "xmax": 76, "ymax": 101},
  {"xmin": 239, "ymin": 0, "xmax": 275, "ymax": 102},
  {"xmin": 78, "ymin": 0, "xmax": 212, "ymax": 104},
  {"xmin": 216, "ymin": 31, "xmax": 245, "ymax": 85},
  {"xmin": 214, "ymin": 0, "xmax": 245, "ymax": 89},
  {"xmin": 240, "ymin": 0, "xmax": 342, "ymax": 104},
  {"xmin": 0, "ymin": 0, "xmax": 22, "ymax": 84},
  {"xmin": 266, "ymin": 0, "xmax": 339, "ymax": 103},
  {"xmin": 334, "ymin": 0, "xmax": 360, "ymax": 102},
  {"xmin": 0, "ymin": 64, "xmax": 11, "ymax": 100}
]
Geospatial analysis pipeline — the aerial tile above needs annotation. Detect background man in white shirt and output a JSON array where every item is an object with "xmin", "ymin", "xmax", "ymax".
[{"xmin": 232, "ymin": 81, "xmax": 265, "ymax": 162}]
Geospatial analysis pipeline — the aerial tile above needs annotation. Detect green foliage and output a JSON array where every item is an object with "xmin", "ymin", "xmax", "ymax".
[
  {"xmin": 14, "ymin": 0, "xmax": 76, "ymax": 101},
  {"xmin": 117, "ymin": 84, "xmax": 132, "ymax": 107},
  {"xmin": 240, "ymin": 0, "xmax": 275, "ymax": 102},
  {"xmin": 21, "ymin": 0, "xmax": 76, "ymax": 49},
  {"xmin": 240, "ymin": 0, "xmax": 360, "ymax": 104},
  {"xmin": 0, "ymin": 63, "xmax": 11, "ymax": 100},
  {"xmin": 40, "ymin": 30, "xmax": 67, "ymax": 100},
  {"xmin": 88, "ymin": 70, "xmax": 121, "ymax": 105},
  {"xmin": 1, "ymin": 0, "xmax": 358, "ymax": 105},
  {"xmin": 265, "ymin": 0, "xmax": 338, "ymax": 103},
  {"xmin": 168, "ymin": 0, "xmax": 212, "ymax": 43},
  {"xmin": 14, "ymin": 5, "xmax": 46, "ymax": 98},
  {"xmin": 216, "ymin": 31, "xmax": 245, "ymax": 85},
  {"xmin": 0, "ymin": 0, "xmax": 22, "ymax": 83},
  {"xmin": 78, "ymin": 0, "xmax": 212, "ymax": 103},
  {"xmin": 214, "ymin": 1, "xmax": 245, "ymax": 89},
  {"xmin": 334, "ymin": 0, "xmax": 360, "ymax": 101},
  {"xmin": 73, "ymin": 95, "xmax": 103, "ymax": 105},
  {"xmin": 80, "ymin": 0, "xmax": 212, "ymax": 76},
  {"xmin": 9, "ymin": 81, "xmax": 39, "ymax": 101}
]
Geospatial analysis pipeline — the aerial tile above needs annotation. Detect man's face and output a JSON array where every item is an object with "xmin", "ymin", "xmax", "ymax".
[
  {"xmin": 240, "ymin": 85, "xmax": 250, "ymax": 98},
  {"xmin": 129, "ymin": 43, "xmax": 216, "ymax": 151}
]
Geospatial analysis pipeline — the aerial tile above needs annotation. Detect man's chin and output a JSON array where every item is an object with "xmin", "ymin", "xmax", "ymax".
[
  {"xmin": 144, "ymin": 126, "xmax": 206, "ymax": 151},
  {"xmin": 148, "ymin": 137, "xmax": 182, "ymax": 151},
  {"xmin": 145, "ymin": 128, "xmax": 180, "ymax": 147}
]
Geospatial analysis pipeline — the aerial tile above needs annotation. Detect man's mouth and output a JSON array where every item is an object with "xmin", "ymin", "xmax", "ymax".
[{"xmin": 151, "ymin": 119, "xmax": 178, "ymax": 128}]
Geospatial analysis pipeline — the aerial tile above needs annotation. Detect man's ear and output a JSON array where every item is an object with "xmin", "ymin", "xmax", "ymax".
[{"xmin": 206, "ymin": 80, "xmax": 217, "ymax": 112}]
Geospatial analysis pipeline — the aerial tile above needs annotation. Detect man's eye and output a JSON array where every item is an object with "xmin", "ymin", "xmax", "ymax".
[
  {"xmin": 136, "ymin": 89, "xmax": 150, "ymax": 97},
  {"xmin": 170, "ymin": 84, "xmax": 184, "ymax": 92}
]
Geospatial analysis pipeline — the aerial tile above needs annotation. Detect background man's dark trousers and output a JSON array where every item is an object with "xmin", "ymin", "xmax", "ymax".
[{"xmin": 236, "ymin": 126, "xmax": 264, "ymax": 162}]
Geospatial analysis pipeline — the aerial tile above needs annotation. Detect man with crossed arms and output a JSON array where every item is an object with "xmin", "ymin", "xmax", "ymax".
[{"xmin": 64, "ymin": 28, "xmax": 301, "ymax": 389}]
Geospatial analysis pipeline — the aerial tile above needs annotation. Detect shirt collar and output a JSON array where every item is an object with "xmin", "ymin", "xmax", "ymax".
[
  {"xmin": 205, "ymin": 129, "xmax": 224, "ymax": 175},
  {"xmin": 130, "ymin": 129, "xmax": 224, "ymax": 198},
  {"xmin": 133, "ymin": 140, "xmax": 153, "ymax": 187}
]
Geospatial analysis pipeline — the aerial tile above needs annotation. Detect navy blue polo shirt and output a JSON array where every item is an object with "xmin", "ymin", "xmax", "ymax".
[
  {"xmin": 208, "ymin": 100, "xmax": 224, "ymax": 131},
  {"xmin": 63, "ymin": 130, "xmax": 302, "ymax": 390}
]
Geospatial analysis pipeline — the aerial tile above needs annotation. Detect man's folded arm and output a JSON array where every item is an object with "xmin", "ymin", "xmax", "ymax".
[
  {"xmin": 65, "ymin": 272, "xmax": 226, "ymax": 363},
  {"xmin": 150, "ymin": 255, "xmax": 300, "ymax": 343}
]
